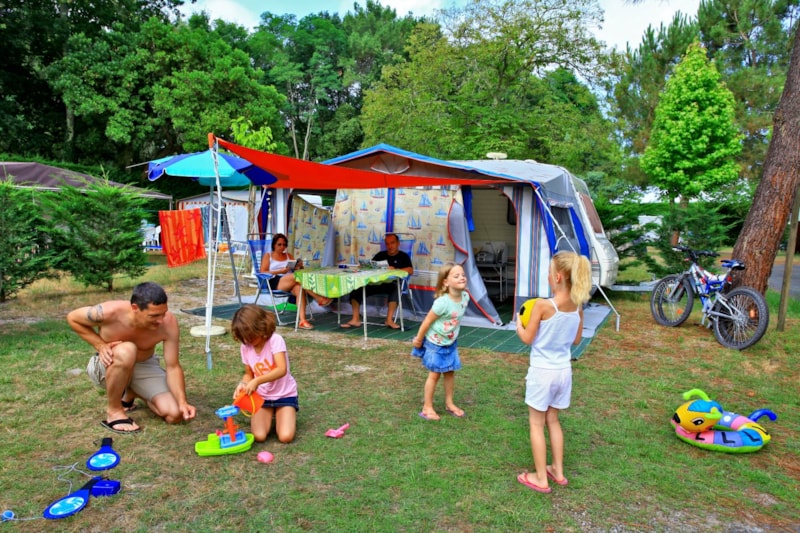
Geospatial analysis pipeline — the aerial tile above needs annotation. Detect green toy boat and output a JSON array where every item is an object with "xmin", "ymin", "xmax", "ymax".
[{"xmin": 195, "ymin": 431, "xmax": 255, "ymax": 456}]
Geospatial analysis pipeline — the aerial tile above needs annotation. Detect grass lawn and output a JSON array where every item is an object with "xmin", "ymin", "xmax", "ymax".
[{"xmin": 1, "ymin": 256, "xmax": 798, "ymax": 531}]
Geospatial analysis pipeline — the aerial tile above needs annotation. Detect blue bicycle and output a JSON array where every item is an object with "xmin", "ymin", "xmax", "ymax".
[{"xmin": 650, "ymin": 246, "xmax": 769, "ymax": 350}]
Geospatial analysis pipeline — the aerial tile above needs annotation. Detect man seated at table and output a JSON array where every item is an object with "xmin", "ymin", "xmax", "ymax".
[{"xmin": 341, "ymin": 233, "xmax": 413, "ymax": 330}]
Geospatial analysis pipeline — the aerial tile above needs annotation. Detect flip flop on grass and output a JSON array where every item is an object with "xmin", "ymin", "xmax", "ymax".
[
  {"xmin": 517, "ymin": 473, "xmax": 551, "ymax": 494},
  {"xmin": 101, "ymin": 418, "xmax": 141, "ymax": 434},
  {"xmin": 546, "ymin": 467, "xmax": 568, "ymax": 486}
]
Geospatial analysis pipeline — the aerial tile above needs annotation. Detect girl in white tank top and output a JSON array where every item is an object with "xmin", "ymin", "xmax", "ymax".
[{"xmin": 514, "ymin": 252, "xmax": 591, "ymax": 494}]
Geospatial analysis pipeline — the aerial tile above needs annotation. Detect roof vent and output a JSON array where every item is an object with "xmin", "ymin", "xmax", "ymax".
[{"xmin": 486, "ymin": 152, "xmax": 507, "ymax": 160}]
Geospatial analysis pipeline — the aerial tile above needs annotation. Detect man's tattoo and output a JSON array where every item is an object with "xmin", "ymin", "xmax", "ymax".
[{"xmin": 87, "ymin": 305, "xmax": 104, "ymax": 323}]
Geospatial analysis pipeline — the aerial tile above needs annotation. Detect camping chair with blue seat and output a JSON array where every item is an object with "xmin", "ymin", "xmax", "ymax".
[{"xmin": 247, "ymin": 236, "xmax": 294, "ymax": 326}]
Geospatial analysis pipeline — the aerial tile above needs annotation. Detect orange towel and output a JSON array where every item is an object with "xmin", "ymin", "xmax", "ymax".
[{"xmin": 159, "ymin": 209, "xmax": 207, "ymax": 268}]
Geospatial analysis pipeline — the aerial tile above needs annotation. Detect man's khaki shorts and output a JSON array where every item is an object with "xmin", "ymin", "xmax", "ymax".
[
  {"xmin": 86, "ymin": 354, "xmax": 106, "ymax": 389},
  {"xmin": 86, "ymin": 354, "xmax": 169, "ymax": 401}
]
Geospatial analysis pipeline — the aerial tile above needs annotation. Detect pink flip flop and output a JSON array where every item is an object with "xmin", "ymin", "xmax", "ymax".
[
  {"xmin": 546, "ymin": 469, "xmax": 568, "ymax": 486},
  {"xmin": 517, "ymin": 473, "xmax": 551, "ymax": 494}
]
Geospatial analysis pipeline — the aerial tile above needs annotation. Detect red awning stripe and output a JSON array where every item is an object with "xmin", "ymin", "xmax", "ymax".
[{"xmin": 213, "ymin": 137, "xmax": 512, "ymax": 190}]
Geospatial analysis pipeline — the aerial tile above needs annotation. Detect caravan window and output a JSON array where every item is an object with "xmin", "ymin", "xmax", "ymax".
[
  {"xmin": 577, "ymin": 192, "xmax": 604, "ymax": 235},
  {"xmin": 550, "ymin": 206, "xmax": 577, "ymax": 240}
]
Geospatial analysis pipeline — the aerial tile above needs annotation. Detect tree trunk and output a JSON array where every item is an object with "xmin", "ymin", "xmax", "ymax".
[{"xmin": 731, "ymin": 26, "xmax": 800, "ymax": 293}]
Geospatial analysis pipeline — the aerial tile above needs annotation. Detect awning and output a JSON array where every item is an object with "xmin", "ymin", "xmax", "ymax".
[
  {"xmin": 213, "ymin": 137, "xmax": 513, "ymax": 189},
  {"xmin": 2, "ymin": 162, "xmax": 173, "ymax": 201}
]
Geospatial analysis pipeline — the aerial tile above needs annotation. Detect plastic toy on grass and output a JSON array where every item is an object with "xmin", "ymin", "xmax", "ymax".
[
  {"xmin": 671, "ymin": 388, "xmax": 777, "ymax": 453},
  {"xmin": 43, "ymin": 477, "xmax": 102, "ymax": 520},
  {"xmin": 195, "ymin": 405, "xmax": 255, "ymax": 457},
  {"xmin": 257, "ymin": 451, "xmax": 274, "ymax": 463},
  {"xmin": 325, "ymin": 423, "xmax": 350, "ymax": 438},
  {"xmin": 86, "ymin": 437, "xmax": 120, "ymax": 471}
]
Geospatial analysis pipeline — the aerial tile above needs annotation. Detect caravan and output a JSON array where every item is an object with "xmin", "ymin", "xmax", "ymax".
[
  {"xmin": 455, "ymin": 158, "xmax": 619, "ymax": 295},
  {"xmin": 263, "ymin": 144, "xmax": 618, "ymax": 327}
]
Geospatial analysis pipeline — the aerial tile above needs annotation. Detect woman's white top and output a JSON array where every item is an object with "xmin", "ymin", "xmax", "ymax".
[{"xmin": 268, "ymin": 254, "xmax": 289, "ymax": 275}]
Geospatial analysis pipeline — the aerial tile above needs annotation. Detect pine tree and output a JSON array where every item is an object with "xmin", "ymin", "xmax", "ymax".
[
  {"xmin": 0, "ymin": 182, "xmax": 55, "ymax": 302},
  {"xmin": 40, "ymin": 180, "xmax": 148, "ymax": 292},
  {"xmin": 641, "ymin": 41, "xmax": 742, "ymax": 204}
]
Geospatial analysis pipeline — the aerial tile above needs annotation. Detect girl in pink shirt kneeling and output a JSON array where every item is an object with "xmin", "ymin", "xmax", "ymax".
[{"xmin": 231, "ymin": 304, "xmax": 298, "ymax": 443}]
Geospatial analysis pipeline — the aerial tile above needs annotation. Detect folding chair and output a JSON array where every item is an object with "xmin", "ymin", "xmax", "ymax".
[
  {"xmin": 395, "ymin": 236, "xmax": 418, "ymax": 319},
  {"xmin": 247, "ymin": 237, "xmax": 293, "ymax": 325}
]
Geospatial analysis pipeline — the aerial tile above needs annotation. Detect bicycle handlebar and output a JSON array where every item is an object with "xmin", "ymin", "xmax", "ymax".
[{"xmin": 672, "ymin": 246, "xmax": 719, "ymax": 260}]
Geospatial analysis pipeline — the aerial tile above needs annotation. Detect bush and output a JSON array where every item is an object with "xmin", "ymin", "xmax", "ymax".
[
  {"xmin": 39, "ymin": 180, "xmax": 148, "ymax": 291},
  {"xmin": 0, "ymin": 181, "xmax": 55, "ymax": 301}
]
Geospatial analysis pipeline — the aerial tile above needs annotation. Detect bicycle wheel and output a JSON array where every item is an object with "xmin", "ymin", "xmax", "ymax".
[
  {"xmin": 650, "ymin": 274, "xmax": 694, "ymax": 327},
  {"xmin": 712, "ymin": 286, "xmax": 769, "ymax": 350}
]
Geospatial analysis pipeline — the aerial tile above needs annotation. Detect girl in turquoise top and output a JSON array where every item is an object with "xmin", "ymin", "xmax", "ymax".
[{"xmin": 411, "ymin": 263, "xmax": 470, "ymax": 421}]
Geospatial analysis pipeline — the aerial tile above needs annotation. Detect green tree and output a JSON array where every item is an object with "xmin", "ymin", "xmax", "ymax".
[
  {"xmin": 733, "ymin": 24, "xmax": 800, "ymax": 292},
  {"xmin": 341, "ymin": 0, "xmax": 421, "ymax": 93},
  {"xmin": 0, "ymin": 0, "xmax": 182, "ymax": 160},
  {"xmin": 248, "ymin": 3, "xmax": 423, "ymax": 160},
  {"xmin": 629, "ymin": 0, "xmax": 800, "ymax": 295},
  {"xmin": 251, "ymin": 12, "xmax": 348, "ymax": 160},
  {"xmin": 611, "ymin": 0, "xmax": 797, "ymax": 186},
  {"xmin": 641, "ymin": 42, "xmax": 742, "ymax": 204},
  {"xmin": 45, "ymin": 15, "xmax": 286, "ymax": 168},
  {"xmin": 40, "ymin": 181, "xmax": 149, "ymax": 292},
  {"xmin": 361, "ymin": 23, "xmax": 465, "ymax": 157},
  {"xmin": 0, "ymin": 181, "xmax": 54, "ymax": 302},
  {"xmin": 230, "ymin": 117, "xmax": 278, "ymax": 152},
  {"xmin": 610, "ymin": 13, "xmax": 699, "ymax": 184},
  {"xmin": 697, "ymin": 0, "xmax": 799, "ymax": 182},
  {"xmin": 361, "ymin": 0, "xmax": 617, "ymax": 168}
]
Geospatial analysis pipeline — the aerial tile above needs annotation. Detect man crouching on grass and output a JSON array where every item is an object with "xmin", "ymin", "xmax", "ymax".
[{"xmin": 67, "ymin": 281, "xmax": 196, "ymax": 434}]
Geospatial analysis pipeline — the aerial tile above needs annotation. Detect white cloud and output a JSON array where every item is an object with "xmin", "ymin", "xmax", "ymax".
[
  {"xmin": 180, "ymin": 0, "xmax": 701, "ymax": 54},
  {"xmin": 382, "ymin": 0, "xmax": 449, "ymax": 17},
  {"xmin": 181, "ymin": 0, "xmax": 453, "ymax": 29},
  {"xmin": 179, "ymin": 0, "xmax": 261, "ymax": 29},
  {"xmin": 595, "ymin": 0, "xmax": 700, "ymax": 51}
]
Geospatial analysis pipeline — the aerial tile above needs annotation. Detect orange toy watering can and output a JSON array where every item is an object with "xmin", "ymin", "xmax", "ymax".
[{"xmin": 233, "ymin": 391, "xmax": 264, "ymax": 416}]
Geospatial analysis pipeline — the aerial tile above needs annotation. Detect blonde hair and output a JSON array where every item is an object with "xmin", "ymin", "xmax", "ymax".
[
  {"xmin": 434, "ymin": 262, "xmax": 462, "ymax": 298},
  {"xmin": 231, "ymin": 304, "xmax": 277, "ymax": 344},
  {"xmin": 551, "ymin": 251, "xmax": 592, "ymax": 306}
]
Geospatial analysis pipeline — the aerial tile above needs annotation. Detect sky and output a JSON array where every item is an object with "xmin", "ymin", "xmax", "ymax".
[{"xmin": 180, "ymin": 0, "xmax": 702, "ymax": 51}]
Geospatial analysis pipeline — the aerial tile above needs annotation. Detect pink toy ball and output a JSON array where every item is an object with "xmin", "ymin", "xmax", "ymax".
[{"xmin": 257, "ymin": 451, "xmax": 274, "ymax": 464}]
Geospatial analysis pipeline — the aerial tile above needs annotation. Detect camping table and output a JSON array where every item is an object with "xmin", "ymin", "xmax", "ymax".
[{"xmin": 294, "ymin": 267, "xmax": 409, "ymax": 340}]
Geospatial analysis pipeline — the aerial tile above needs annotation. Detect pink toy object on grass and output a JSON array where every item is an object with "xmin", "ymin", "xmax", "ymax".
[
  {"xmin": 325, "ymin": 423, "xmax": 350, "ymax": 438},
  {"xmin": 257, "ymin": 451, "xmax": 274, "ymax": 463}
]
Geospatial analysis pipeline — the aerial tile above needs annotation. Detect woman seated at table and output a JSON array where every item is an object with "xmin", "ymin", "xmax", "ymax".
[{"xmin": 260, "ymin": 233, "xmax": 332, "ymax": 330}]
